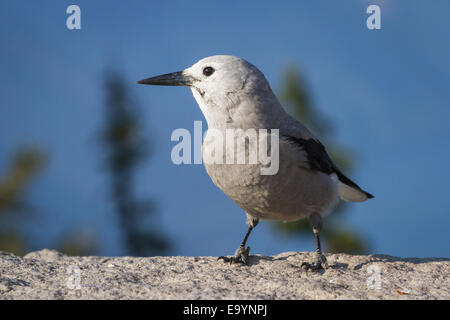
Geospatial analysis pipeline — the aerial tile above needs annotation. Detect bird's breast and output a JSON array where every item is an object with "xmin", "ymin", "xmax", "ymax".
[{"xmin": 201, "ymin": 136, "xmax": 339, "ymax": 221}]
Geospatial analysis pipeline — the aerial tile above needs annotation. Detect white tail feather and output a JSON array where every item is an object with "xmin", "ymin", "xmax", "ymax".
[{"xmin": 338, "ymin": 182, "xmax": 368, "ymax": 202}]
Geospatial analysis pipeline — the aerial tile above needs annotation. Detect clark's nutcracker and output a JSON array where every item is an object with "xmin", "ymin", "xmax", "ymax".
[{"xmin": 138, "ymin": 55, "xmax": 373, "ymax": 270}]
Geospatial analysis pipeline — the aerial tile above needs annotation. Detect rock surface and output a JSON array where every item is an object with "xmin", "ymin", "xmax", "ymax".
[{"xmin": 0, "ymin": 249, "xmax": 448, "ymax": 299}]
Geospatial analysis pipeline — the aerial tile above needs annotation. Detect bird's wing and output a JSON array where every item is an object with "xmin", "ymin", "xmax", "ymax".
[{"xmin": 281, "ymin": 134, "xmax": 374, "ymax": 201}]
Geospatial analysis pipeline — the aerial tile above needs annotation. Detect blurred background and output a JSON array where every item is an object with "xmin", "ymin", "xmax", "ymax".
[{"xmin": 0, "ymin": 0, "xmax": 449, "ymax": 258}]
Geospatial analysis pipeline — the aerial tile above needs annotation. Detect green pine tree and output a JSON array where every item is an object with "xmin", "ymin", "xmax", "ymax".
[
  {"xmin": 101, "ymin": 70, "xmax": 170, "ymax": 256},
  {"xmin": 0, "ymin": 147, "xmax": 46, "ymax": 255}
]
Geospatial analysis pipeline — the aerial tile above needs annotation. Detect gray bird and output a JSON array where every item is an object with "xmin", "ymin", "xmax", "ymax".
[{"xmin": 138, "ymin": 55, "xmax": 373, "ymax": 270}]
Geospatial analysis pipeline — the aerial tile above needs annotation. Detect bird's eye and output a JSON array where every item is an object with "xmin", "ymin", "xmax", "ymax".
[{"xmin": 203, "ymin": 66, "xmax": 214, "ymax": 76}]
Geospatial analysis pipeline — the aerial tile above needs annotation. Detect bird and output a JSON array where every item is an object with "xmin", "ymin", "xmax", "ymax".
[{"xmin": 138, "ymin": 55, "xmax": 373, "ymax": 271}]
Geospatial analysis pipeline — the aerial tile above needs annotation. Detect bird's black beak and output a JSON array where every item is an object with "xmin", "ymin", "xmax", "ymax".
[{"xmin": 137, "ymin": 71, "xmax": 193, "ymax": 87}]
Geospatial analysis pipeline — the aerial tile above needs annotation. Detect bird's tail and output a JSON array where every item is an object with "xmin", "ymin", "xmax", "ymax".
[{"xmin": 335, "ymin": 169, "xmax": 374, "ymax": 202}]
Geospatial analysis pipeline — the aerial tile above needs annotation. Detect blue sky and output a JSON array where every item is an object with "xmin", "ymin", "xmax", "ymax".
[{"xmin": 0, "ymin": 1, "xmax": 449, "ymax": 257}]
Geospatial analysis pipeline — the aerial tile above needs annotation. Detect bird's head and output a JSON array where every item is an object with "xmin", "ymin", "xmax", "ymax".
[{"xmin": 138, "ymin": 55, "xmax": 278, "ymax": 126}]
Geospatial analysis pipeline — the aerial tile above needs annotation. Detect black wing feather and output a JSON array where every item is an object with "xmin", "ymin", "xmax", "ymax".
[{"xmin": 284, "ymin": 135, "xmax": 374, "ymax": 199}]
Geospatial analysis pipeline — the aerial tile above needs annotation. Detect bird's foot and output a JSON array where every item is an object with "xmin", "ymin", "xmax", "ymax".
[
  {"xmin": 301, "ymin": 253, "xmax": 328, "ymax": 272},
  {"xmin": 218, "ymin": 246, "xmax": 250, "ymax": 265}
]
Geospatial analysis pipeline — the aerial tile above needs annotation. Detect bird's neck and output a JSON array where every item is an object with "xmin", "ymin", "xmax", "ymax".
[{"xmin": 192, "ymin": 88, "xmax": 287, "ymax": 131}]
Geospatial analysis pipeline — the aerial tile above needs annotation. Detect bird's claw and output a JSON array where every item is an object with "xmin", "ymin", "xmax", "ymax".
[
  {"xmin": 301, "ymin": 254, "xmax": 328, "ymax": 272},
  {"xmin": 218, "ymin": 246, "xmax": 250, "ymax": 265}
]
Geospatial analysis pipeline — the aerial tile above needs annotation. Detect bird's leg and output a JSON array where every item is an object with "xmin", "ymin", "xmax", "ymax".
[
  {"xmin": 218, "ymin": 226, "xmax": 253, "ymax": 265},
  {"xmin": 218, "ymin": 215, "xmax": 259, "ymax": 265},
  {"xmin": 301, "ymin": 213, "xmax": 328, "ymax": 271}
]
